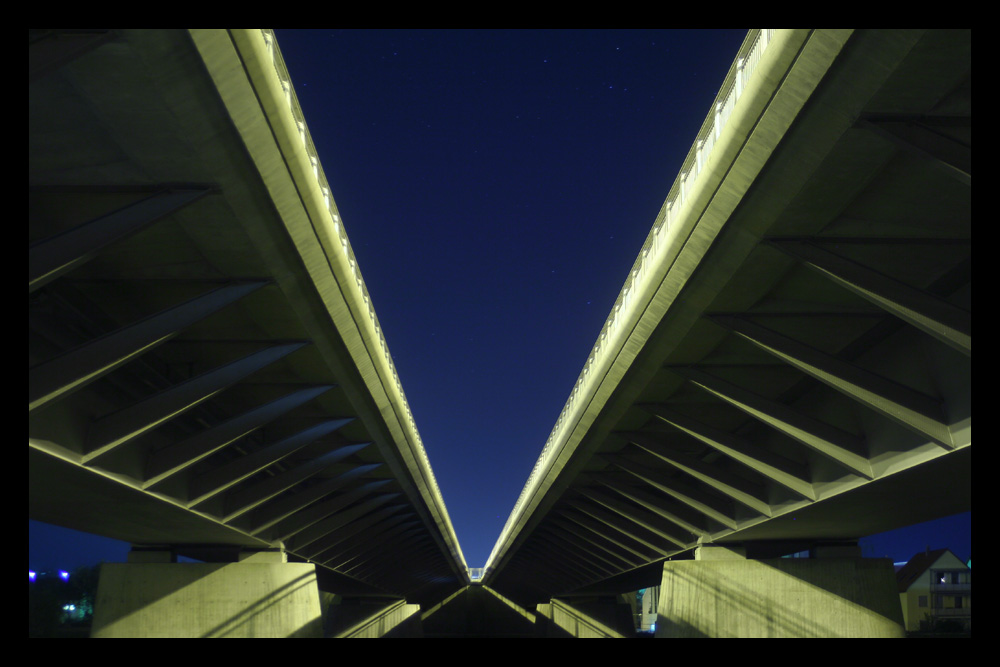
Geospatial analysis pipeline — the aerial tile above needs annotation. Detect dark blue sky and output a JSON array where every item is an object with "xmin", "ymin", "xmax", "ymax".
[
  {"xmin": 272, "ymin": 28, "xmax": 751, "ymax": 568},
  {"xmin": 30, "ymin": 29, "xmax": 970, "ymax": 575}
]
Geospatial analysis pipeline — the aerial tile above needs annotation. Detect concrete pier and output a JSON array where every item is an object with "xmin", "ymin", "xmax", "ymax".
[
  {"xmin": 91, "ymin": 558, "xmax": 324, "ymax": 638},
  {"xmin": 655, "ymin": 546, "xmax": 904, "ymax": 637}
]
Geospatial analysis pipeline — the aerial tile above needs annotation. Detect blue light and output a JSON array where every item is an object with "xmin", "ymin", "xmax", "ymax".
[
  {"xmin": 29, "ymin": 570, "xmax": 36, "ymax": 582},
  {"xmin": 59, "ymin": 570, "xmax": 70, "ymax": 581}
]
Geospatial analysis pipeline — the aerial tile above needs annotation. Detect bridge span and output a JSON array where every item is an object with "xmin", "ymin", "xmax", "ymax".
[
  {"xmin": 482, "ymin": 28, "xmax": 970, "ymax": 636},
  {"xmin": 30, "ymin": 29, "xmax": 469, "ymax": 635},
  {"xmin": 29, "ymin": 29, "xmax": 969, "ymax": 637}
]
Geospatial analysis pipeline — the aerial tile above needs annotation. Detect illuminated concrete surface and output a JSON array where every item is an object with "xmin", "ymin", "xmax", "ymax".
[
  {"xmin": 29, "ymin": 29, "xmax": 467, "ymax": 609},
  {"xmin": 91, "ymin": 562, "xmax": 323, "ymax": 638},
  {"xmin": 536, "ymin": 597, "xmax": 636, "ymax": 638},
  {"xmin": 326, "ymin": 598, "xmax": 423, "ymax": 638},
  {"xmin": 30, "ymin": 29, "xmax": 970, "ymax": 636},
  {"xmin": 485, "ymin": 28, "xmax": 971, "ymax": 623},
  {"xmin": 656, "ymin": 557, "xmax": 904, "ymax": 637}
]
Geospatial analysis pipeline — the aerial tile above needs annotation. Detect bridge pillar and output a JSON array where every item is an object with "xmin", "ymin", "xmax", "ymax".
[
  {"xmin": 654, "ymin": 544, "xmax": 904, "ymax": 638},
  {"xmin": 91, "ymin": 547, "xmax": 323, "ymax": 637}
]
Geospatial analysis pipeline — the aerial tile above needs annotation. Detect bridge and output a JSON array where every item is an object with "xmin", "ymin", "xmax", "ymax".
[{"xmin": 29, "ymin": 29, "xmax": 970, "ymax": 637}]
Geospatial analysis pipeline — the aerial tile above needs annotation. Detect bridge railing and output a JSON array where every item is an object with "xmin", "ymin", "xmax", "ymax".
[
  {"xmin": 489, "ymin": 29, "xmax": 776, "ymax": 570},
  {"xmin": 254, "ymin": 29, "xmax": 456, "ymax": 557}
]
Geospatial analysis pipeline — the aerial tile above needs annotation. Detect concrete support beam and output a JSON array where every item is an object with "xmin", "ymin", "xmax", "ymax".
[
  {"xmin": 608, "ymin": 453, "xmax": 738, "ymax": 529},
  {"xmin": 221, "ymin": 443, "xmax": 370, "ymax": 521},
  {"xmin": 188, "ymin": 418, "xmax": 352, "ymax": 505},
  {"xmin": 713, "ymin": 316, "xmax": 953, "ymax": 449},
  {"xmin": 91, "ymin": 561, "xmax": 323, "ymax": 637},
  {"xmin": 262, "ymin": 482, "xmax": 395, "ymax": 543},
  {"xmin": 85, "ymin": 343, "xmax": 308, "ymax": 461},
  {"xmin": 29, "ymin": 281, "xmax": 265, "ymax": 412},
  {"xmin": 856, "ymin": 113, "xmax": 970, "ymax": 186},
  {"xmin": 29, "ymin": 29, "xmax": 115, "ymax": 82},
  {"xmin": 238, "ymin": 467, "xmax": 384, "ymax": 536},
  {"xmin": 28, "ymin": 187, "xmax": 212, "ymax": 293},
  {"xmin": 655, "ymin": 556, "xmax": 904, "ymax": 637},
  {"xmin": 288, "ymin": 494, "xmax": 399, "ymax": 555},
  {"xmin": 144, "ymin": 385, "xmax": 334, "ymax": 484},
  {"xmin": 767, "ymin": 239, "xmax": 971, "ymax": 356},
  {"xmin": 624, "ymin": 431, "xmax": 773, "ymax": 516},
  {"xmin": 578, "ymin": 487, "xmax": 691, "ymax": 548},
  {"xmin": 641, "ymin": 404, "xmax": 816, "ymax": 500},
  {"xmin": 597, "ymin": 477, "xmax": 710, "ymax": 537},
  {"xmin": 676, "ymin": 365, "xmax": 875, "ymax": 477}
]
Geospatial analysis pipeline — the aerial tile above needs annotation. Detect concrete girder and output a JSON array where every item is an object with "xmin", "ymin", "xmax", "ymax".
[
  {"xmin": 622, "ymin": 430, "xmax": 774, "ymax": 517},
  {"xmin": 29, "ymin": 281, "xmax": 267, "ymax": 412},
  {"xmin": 641, "ymin": 404, "xmax": 816, "ymax": 500},
  {"xmin": 241, "ymin": 470, "xmax": 386, "ymax": 537},
  {"xmin": 221, "ymin": 443, "xmax": 371, "ymax": 522},
  {"xmin": 314, "ymin": 511, "xmax": 415, "ymax": 567},
  {"xmin": 766, "ymin": 239, "xmax": 971, "ymax": 356},
  {"xmin": 315, "ymin": 508, "xmax": 415, "ymax": 562},
  {"xmin": 566, "ymin": 495, "xmax": 682, "ymax": 554},
  {"xmin": 84, "ymin": 342, "xmax": 308, "ymax": 461},
  {"xmin": 262, "ymin": 481, "xmax": 394, "ymax": 543},
  {"xmin": 856, "ymin": 113, "xmax": 971, "ymax": 186},
  {"xmin": 513, "ymin": 541, "xmax": 589, "ymax": 590},
  {"xmin": 520, "ymin": 529, "xmax": 605, "ymax": 581},
  {"xmin": 533, "ymin": 527, "xmax": 627, "ymax": 579},
  {"xmin": 341, "ymin": 533, "xmax": 432, "ymax": 583},
  {"xmin": 542, "ymin": 518, "xmax": 640, "ymax": 572},
  {"xmin": 555, "ymin": 508, "xmax": 661, "ymax": 563},
  {"xmin": 596, "ymin": 477, "xmax": 710, "ymax": 538},
  {"xmin": 675, "ymin": 365, "xmax": 875, "ymax": 478},
  {"xmin": 329, "ymin": 520, "xmax": 422, "ymax": 573},
  {"xmin": 577, "ymin": 487, "xmax": 691, "ymax": 548},
  {"xmin": 289, "ymin": 493, "xmax": 399, "ymax": 555},
  {"xmin": 143, "ymin": 384, "xmax": 335, "ymax": 485},
  {"xmin": 29, "ymin": 29, "xmax": 116, "ymax": 82},
  {"xmin": 187, "ymin": 418, "xmax": 354, "ymax": 505},
  {"xmin": 554, "ymin": 507, "xmax": 656, "ymax": 567},
  {"xmin": 607, "ymin": 453, "xmax": 739, "ymax": 530},
  {"xmin": 712, "ymin": 316, "xmax": 955, "ymax": 449},
  {"xmin": 28, "ymin": 186, "xmax": 213, "ymax": 293}
]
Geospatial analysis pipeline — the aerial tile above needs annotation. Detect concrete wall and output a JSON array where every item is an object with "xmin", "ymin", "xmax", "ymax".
[
  {"xmin": 91, "ymin": 562, "xmax": 323, "ymax": 637},
  {"xmin": 537, "ymin": 597, "xmax": 636, "ymax": 638},
  {"xmin": 656, "ymin": 558, "xmax": 904, "ymax": 637}
]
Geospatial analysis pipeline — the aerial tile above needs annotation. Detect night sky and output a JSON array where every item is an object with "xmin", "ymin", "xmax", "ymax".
[{"xmin": 30, "ymin": 29, "xmax": 970, "ymax": 576}]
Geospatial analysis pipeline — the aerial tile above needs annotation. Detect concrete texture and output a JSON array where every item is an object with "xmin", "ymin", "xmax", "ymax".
[
  {"xmin": 537, "ymin": 597, "xmax": 637, "ymax": 638},
  {"xmin": 91, "ymin": 562, "xmax": 323, "ymax": 637},
  {"xmin": 656, "ymin": 558, "xmax": 905, "ymax": 637},
  {"xmin": 421, "ymin": 586, "xmax": 538, "ymax": 637},
  {"xmin": 326, "ymin": 598, "xmax": 423, "ymax": 638}
]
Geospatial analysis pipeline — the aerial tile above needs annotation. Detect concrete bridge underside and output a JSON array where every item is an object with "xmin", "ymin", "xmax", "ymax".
[
  {"xmin": 29, "ymin": 29, "xmax": 468, "ymax": 621},
  {"xmin": 482, "ymin": 29, "xmax": 971, "ymax": 632},
  {"xmin": 29, "ymin": 29, "xmax": 970, "ymax": 637}
]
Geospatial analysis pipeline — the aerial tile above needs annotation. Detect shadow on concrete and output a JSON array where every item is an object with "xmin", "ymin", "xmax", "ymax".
[
  {"xmin": 421, "ymin": 586, "xmax": 538, "ymax": 638},
  {"xmin": 656, "ymin": 558, "xmax": 904, "ymax": 637}
]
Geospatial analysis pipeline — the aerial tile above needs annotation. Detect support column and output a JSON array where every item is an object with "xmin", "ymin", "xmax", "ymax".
[
  {"xmin": 91, "ymin": 547, "xmax": 323, "ymax": 637},
  {"xmin": 655, "ymin": 544, "xmax": 904, "ymax": 637}
]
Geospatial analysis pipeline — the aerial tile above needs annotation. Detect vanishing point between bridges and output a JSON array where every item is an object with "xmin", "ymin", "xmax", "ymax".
[{"xmin": 28, "ymin": 29, "xmax": 970, "ymax": 637}]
